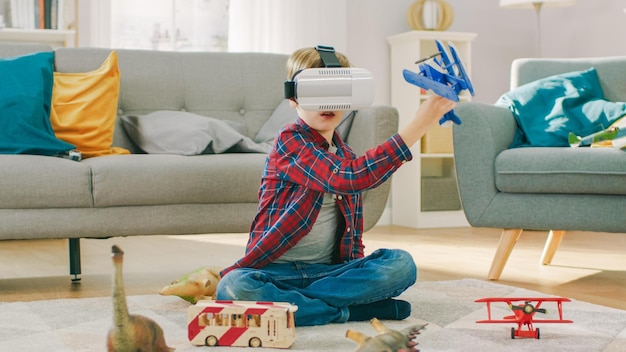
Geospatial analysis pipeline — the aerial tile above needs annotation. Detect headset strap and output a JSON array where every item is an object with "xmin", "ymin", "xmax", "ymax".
[
  {"xmin": 315, "ymin": 45, "xmax": 342, "ymax": 68},
  {"xmin": 284, "ymin": 45, "xmax": 342, "ymax": 99}
]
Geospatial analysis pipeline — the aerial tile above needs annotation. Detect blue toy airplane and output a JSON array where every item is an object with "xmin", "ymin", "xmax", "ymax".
[{"xmin": 402, "ymin": 39, "xmax": 475, "ymax": 126}]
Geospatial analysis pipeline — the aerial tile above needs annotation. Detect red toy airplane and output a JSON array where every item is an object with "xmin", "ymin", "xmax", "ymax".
[{"xmin": 475, "ymin": 297, "xmax": 573, "ymax": 339}]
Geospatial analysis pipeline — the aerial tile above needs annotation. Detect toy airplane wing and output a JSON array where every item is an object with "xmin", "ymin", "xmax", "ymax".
[
  {"xmin": 475, "ymin": 297, "xmax": 572, "ymax": 304},
  {"xmin": 475, "ymin": 318, "xmax": 573, "ymax": 324},
  {"xmin": 435, "ymin": 39, "xmax": 454, "ymax": 73},
  {"xmin": 434, "ymin": 39, "xmax": 475, "ymax": 96},
  {"xmin": 448, "ymin": 41, "xmax": 475, "ymax": 96},
  {"xmin": 402, "ymin": 69, "xmax": 460, "ymax": 102},
  {"xmin": 526, "ymin": 318, "xmax": 574, "ymax": 323},
  {"xmin": 476, "ymin": 318, "xmax": 520, "ymax": 324},
  {"xmin": 475, "ymin": 297, "xmax": 572, "ymax": 322}
]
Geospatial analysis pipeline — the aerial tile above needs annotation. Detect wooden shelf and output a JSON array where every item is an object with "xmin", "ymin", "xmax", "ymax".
[{"xmin": 0, "ymin": 28, "xmax": 75, "ymax": 47}]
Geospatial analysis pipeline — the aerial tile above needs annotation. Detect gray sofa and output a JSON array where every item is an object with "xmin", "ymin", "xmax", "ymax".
[
  {"xmin": 0, "ymin": 43, "xmax": 398, "ymax": 280},
  {"xmin": 453, "ymin": 56, "xmax": 626, "ymax": 280}
]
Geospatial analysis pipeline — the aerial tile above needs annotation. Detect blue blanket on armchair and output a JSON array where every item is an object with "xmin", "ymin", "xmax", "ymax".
[{"xmin": 496, "ymin": 67, "xmax": 626, "ymax": 148}]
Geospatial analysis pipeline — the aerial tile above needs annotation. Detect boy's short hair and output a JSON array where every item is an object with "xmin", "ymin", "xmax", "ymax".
[{"xmin": 286, "ymin": 47, "xmax": 351, "ymax": 79}]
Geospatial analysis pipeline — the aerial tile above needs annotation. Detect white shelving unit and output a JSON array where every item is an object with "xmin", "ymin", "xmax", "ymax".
[
  {"xmin": 387, "ymin": 30, "xmax": 476, "ymax": 229},
  {"xmin": 0, "ymin": 0, "xmax": 77, "ymax": 48}
]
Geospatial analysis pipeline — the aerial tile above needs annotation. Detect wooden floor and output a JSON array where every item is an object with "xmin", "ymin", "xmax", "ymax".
[{"xmin": 0, "ymin": 226, "xmax": 624, "ymax": 311}]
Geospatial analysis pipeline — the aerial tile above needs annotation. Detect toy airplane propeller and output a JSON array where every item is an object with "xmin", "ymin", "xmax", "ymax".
[{"xmin": 402, "ymin": 39, "xmax": 475, "ymax": 127}]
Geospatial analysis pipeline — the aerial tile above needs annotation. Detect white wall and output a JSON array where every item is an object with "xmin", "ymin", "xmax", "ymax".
[
  {"xmin": 228, "ymin": 0, "xmax": 348, "ymax": 55},
  {"xmin": 79, "ymin": 0, "xmax": 626, "ymax": 104},
  {"xmin": 345, "ymin": 0, "xmax": 415, "ymax": 106},
  {"xmin": 344, "ymin": 0, "xmax": 626, "ymax": 104},
  {"xmin": 446, "ymin": 0, "xmax": 626, "ymax": 103}
]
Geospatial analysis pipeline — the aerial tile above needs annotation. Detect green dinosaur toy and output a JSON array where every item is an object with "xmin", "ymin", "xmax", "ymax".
[{"xmin": 159, "ymin": 266, "xmax": 222, "ymax": 304}]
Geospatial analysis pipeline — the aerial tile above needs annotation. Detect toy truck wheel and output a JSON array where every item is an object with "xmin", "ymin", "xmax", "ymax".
[
  {"xmin": 536, "ymin": 328, "xmax": 540, "ymax": 340},
  {"xmin": 249, "ymin": 337, "xmax": 262, "ymax": 347},
  {"xmin": 205, "ymin": 335, "xmax": 218, "ymax": 346},
  {"xmin": 511, "ymin": 328, "xmax": 515, "ymax": 339}
]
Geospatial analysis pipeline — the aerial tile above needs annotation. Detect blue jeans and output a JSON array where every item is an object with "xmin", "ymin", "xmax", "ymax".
[{"xmin": 216, "ymin": 248, "xmax": 417, "ymax": 326}]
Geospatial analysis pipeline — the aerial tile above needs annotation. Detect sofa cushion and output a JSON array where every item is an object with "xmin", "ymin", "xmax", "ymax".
[
  {"xmin": 0, "ymin": 155, "xmax": 93, "ymax": 208},
  {"xmin": 50, "ymin": 50, "xmax": 129, "ymax": 158},
  {"xmin": 0, "ymin": 51, "xmax": 76, "ymax": 156},
  {"xmin": 495, "ymin": 147, "xmax": 626, "ymax": 195},
  {"xmin": 83, "ymin": 154, "xmax": 267, "ymax": 207},
  {"xmin": 497, "ymin": 67, "xmax": 626, "ymax": 148}
]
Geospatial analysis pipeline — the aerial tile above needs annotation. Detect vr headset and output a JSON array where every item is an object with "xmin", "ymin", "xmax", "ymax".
[{"xmin": 283, "ymin": 45, "xmax": 375, "ymax": 111}]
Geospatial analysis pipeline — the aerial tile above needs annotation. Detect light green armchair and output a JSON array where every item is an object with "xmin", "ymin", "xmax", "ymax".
[{"xmin": 452, "ymin": 56, "xmax": 626, "ymax": 280}]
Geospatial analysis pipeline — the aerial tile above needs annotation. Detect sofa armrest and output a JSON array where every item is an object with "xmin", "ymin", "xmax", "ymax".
[
  {"xmin": 452, "ymin": 102, "xmax": 517, "ymax": 226},
  {"xmin": 346, "ymin": 106, "xmax": 399, "ymax": 231},
  {"xmin": 346, "ymin": 106, "xmax": 399, "ymax": 155}
]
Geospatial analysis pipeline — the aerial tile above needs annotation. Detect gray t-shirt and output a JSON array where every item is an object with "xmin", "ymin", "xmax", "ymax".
[
  {"xmin": 274, "ymin": 192, "xmax": 339, "ymax": 264},
  {"xmin": 275, "ymin": 144, "xmax": 340, "ymax": 264}
]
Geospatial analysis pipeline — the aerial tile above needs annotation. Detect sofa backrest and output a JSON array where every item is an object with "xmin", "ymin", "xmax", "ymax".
[
  {"xmin": 0, "ymin": 43, "xmax": 290, "ymax": 152},
  {"xmin": 510, "ymin": 56, "xmax": 626, "ymax": 103},
  {"xmin": 53, "ymin": 48, "xmax": 289, "ymax": 151},
  {"xmin": 0, "ymin": 42, "xmax": 53, "ymax": 57}
]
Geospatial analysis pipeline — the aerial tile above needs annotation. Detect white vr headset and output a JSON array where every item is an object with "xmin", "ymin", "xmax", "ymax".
[{"xmin": 284, "ymin": 46, "xmax": 375, "ymax": 111}]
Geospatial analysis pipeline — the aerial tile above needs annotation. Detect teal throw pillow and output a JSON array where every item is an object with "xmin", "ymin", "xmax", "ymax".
[
  {"xmin": 496, "ymin": 67, "xmax": 626, "ymax": 148},
  {"xmin": 0, "ymin": 51, "xmax": 76, "ymax": 156}
]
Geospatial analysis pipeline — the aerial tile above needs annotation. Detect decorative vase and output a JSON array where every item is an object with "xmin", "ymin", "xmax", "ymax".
[{"xmin": 407, "ymin": 0, "xmax": 454, "ymax": 31}]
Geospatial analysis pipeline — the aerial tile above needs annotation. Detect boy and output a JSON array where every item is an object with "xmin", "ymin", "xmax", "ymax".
[{"xmin": 217, "ymin": 47, "xmax": 456, "ymax": 326}]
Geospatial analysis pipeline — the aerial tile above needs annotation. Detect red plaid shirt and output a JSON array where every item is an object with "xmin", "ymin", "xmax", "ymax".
[{"xmin": 221, "ymin": 118, "xmax": 412, "ymax": 276}]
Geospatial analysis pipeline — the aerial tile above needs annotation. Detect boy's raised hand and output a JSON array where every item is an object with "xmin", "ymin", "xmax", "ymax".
[{"xmin": 398, "ymin": 95, "xmax": 457, "ymax": 148}]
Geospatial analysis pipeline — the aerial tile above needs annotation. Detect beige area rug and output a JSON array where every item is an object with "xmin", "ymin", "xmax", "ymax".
[{"xmin": 1, "ymin": 278, "xmax": 625, "ymax": 352}]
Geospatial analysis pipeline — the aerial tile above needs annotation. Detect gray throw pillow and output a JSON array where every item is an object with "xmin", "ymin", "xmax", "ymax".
[
  {"xmin": 120, "ymin": 111, "xmax": 247, "ymax": 155},
  {"xmin": 254, "ymin": 99, "xmax": 297, "ymax": 143},
  {"xmin": 254, "ymin": 99, "xmax": 355, "ymax": 143},
  {"xmin": 335, "ymin": 110, "xmax": 355, "ymax": 141}
]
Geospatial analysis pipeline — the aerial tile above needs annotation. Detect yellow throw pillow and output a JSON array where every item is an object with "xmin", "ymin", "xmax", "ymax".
[{"xmin": 50, "ymin": 51, "xmax": 129, "ymax": 158}]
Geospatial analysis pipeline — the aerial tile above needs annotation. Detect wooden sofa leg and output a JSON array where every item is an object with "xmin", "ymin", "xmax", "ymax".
[
  {"xmin": 69, "ymin": 238, "xmax": 82, "ymax": 283},
  {"xmin": 488, "ymin": 229, "xmax": 523, "ymax": 281},
  {"xmin": 540, "ymin": 230, "xmax": 565, "ymax": 265}
]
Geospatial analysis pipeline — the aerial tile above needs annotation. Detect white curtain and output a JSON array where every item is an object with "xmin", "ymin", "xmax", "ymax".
[{"xmin": 228, "ymin": 0, "xmax": 347, "ymax": 55}]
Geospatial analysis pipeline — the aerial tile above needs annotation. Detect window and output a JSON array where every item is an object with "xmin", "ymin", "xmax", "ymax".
[
  {"xmin": 86, "ymin": 0, "xmax": 339, "ymax": 54},
  {"xmin": 110, "ymin": 0, "xmax": 229, "ymax": 51}
]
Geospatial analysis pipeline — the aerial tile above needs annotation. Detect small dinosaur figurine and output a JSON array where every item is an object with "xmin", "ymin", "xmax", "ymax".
[
  {"xmin": 345, "ymin": 317, "xmax": 427, "ymax": 352},
  {"xmin": 106, "ymin": 245, "xmax": 174, "ymax": 352},
  {"xmin": 159, "ymin": 266, "xmax": 222, "ymax": 304}
]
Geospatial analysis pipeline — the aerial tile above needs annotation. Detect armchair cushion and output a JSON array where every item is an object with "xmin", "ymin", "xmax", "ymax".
[
  {"xmin": 496, "ymin": 67, "xmax": 626, "ymax": 148},
  {"xmin": 495, "ymin": 147, "xmax": 626, "ymax": 195}
]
